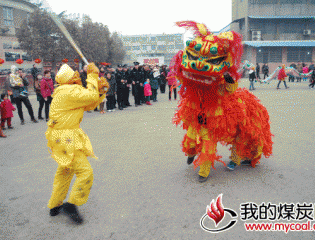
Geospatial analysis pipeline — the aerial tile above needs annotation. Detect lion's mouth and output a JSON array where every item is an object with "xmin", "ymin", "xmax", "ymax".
[{"xmin": 182, "ymin": 71, "xmax": 216, "ymax": 85}]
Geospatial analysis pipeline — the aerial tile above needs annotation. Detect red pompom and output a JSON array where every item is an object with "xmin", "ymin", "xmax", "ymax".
[
  {"xmin": 0, "ymin": 58, "xmax": 4, "ymax": 65},
  {"xmin": 62, "ymin": 58, "xmax": 68, "ymax": 63},
  {"xmin": 34, "ymin": 58, "xmax": 41, "ymax": 64}
]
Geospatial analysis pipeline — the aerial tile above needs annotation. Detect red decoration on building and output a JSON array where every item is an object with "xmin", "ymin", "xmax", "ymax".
[
  {"xmin": 62, "ymin": 58, "xmax": 68, "ymax": 63},
  {"xmin": 16, "ymin": 59, "xmax": 24, "ymax": 64},
  {"xmin": 35, "ymin": 58, "xmax": 41, "ymax": 64},
  {"xmin": 0, "ymin": 58, "xmax": 4, "ymax": 65},
  {"xmin": 74, "ymin": 59, "xmax": 80, "ymax": 63}
]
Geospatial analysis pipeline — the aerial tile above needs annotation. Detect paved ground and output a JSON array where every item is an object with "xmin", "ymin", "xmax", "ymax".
[{"xmin": 1, "ymin": 79, "xmax": 315, "ymax": 239}]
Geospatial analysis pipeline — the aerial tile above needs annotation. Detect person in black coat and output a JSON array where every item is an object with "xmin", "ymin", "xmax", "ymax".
[
  {"xmin": 31, "ymin": 64, "xmax": 39, "ymax": 81},
  {"xmin": 289, "ymin": 63, "xmax": 296, "ymax": 82},
  {"xmin": 309, "ymin": 70, "xmax": 315, "ymax": 88},
  {"xmin": 256, "ymin": 63, "xmax": 260, "ymax": 80},
  {"xmin": 123, "ymin": 64, "xmax": 132, "ymax": 107},
  {"xmin": 262, "ymin": 64, "xmax": 269, "ymax": 79},
  {"xmin": 106, "ymin": 72, "xmax": 117, "ymax": 112},
  {"xmin": 79, "ymin": 65, "xmax": 88, "ymax": 88},
  {"xmin": 115, "ymin": 64, "xmax": 126, "ymax": 110},
  {"xmin": 130, "ymin": 62, "xmax": 144, "ymax": 106},
  {"xmin": 159, "ymin": 65, "xmax": 167, "ymax": 93}
]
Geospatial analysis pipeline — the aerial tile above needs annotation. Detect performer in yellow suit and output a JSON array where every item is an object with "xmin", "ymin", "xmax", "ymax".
[{"xmin": 45, "ymin": 63, "xmax": 105, "ymax": 224}]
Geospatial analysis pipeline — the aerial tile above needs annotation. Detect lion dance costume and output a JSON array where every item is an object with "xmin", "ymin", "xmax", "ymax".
[
  {"xmin": 45, "ymin": 63, "xmax": 108, "ymax": 223},
  {"xmin": 171, "ymin": 21, "xmax": 273, "ymax": 182}
]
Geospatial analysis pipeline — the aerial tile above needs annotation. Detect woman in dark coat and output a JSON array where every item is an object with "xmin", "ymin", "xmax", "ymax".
[{"xmin": 105, "ymin": 72, "xmax": 117, "ymax": 112}]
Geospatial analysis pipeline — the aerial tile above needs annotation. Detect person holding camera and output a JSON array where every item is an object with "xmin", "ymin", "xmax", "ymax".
[{"xmin": 10, "ymin": 66, "xmax": 38, "ymax": 125}]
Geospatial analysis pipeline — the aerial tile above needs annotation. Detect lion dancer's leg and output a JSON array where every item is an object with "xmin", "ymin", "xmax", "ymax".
[
  {"xmin": 182, "ymin": 126, "xmax": 199, "ymax": 165},
  {"xmin": 227, "ymin": 140, "xmax": 264, "ymax": 170},
  {"xmin": 182, "ymin": 126, "xmax": 219, "ymax": 183}
]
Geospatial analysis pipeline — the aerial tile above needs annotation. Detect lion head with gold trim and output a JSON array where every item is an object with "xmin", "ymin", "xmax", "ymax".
[{"xmin": 171, "ymin": 21, "xmax": 243, "ymax": 86}]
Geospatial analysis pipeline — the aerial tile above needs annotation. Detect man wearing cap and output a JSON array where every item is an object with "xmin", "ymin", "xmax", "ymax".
[
  {"xmin": 130, "ymin": 62, "xmax": 144, "ymax": 106},
  {"xmin": 115, "ymin": 64, "xmax": 126, "ymax": 110},
  {"xmin": 45, "ymin": 63, "xmax": 105, "ymax": 224}
]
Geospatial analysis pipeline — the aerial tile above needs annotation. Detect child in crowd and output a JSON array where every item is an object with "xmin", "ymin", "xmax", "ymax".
[
  {"xmin": 144, "ymin": 79, "xmax": 152, "ymax": 105},
  {"xmin": 248, "ymin": 67, "xmax": 256, "ymax": 90},
  {"xmin": 0, "ymin": 93, "xmax": 16, "ymax": 130}
]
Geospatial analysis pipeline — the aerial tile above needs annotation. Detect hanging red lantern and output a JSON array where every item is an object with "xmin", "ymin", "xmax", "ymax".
[
  {"xmin": 16, "ymin": 59, "xmax": 24, "ymax": 64},
  {"xmin": 74, "ymin": 58, "xmax": 80, "ymax": 63},
  {"xmin": 0, "ymin": 58, "xmax": 4, "ymax": 65},
  {"xmin": 62, "ymin": 58, "xmax": 68, "ymax": 63},
  {"xmin": 34, "ymin": 58, "xmax": 41, "ymax": 64}
]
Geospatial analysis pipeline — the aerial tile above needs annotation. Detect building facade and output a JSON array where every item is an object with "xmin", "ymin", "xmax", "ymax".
[
  {"xmin": 0, "ymin": 0, "xmax": 39, "ymax": 73},
  {"xmin": 231, "ymin": 0, "xmax": 315, "ymax": 72},
  {"xmin": 121, "ymin": 33, "xmax": 184, "ymax": 66}
]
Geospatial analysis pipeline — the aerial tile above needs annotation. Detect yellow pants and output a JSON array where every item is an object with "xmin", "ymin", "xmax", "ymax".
[
  {"xmin": 230, "ymin": 145, "xmax": 242, "ymax": 165},
  {"xmin": 48, "ymin": 150, "xmax": 94, "ymax": 209}
]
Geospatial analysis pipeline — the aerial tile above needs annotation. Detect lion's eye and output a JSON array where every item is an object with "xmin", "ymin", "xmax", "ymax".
[
  {"xmin": 206, "ymin": 56, "xmax": 226, "ymax": 65},
  {"xmin": 186, "ymin": 51, "xmax": 199, "ymax": 61}
]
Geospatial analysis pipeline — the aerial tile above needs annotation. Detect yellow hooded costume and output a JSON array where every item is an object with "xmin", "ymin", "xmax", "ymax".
[{"xmin": 46, "ymin": 63, "xmax": 105, "ymax": 209}]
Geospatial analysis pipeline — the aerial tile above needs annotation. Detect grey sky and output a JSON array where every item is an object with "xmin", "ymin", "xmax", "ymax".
[{"xmin": 44, "ymin": 0, "xmax": 232, "ymax": 36}]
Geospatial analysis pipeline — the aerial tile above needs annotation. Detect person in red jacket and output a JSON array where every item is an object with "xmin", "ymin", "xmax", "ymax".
[
  {"xmin": 166, "ymin": 71, "xmax": 177, "ymax": 101},
  {"xmin": 0, "ymin": 93, "xmax": 16, "ymax": 130},
  {"xmin": 144, "ymin": 79, "xmax": 152, "ymax": 105},
  {"xmin": 277, "ymin": 64, "xmax": 289, "ymax": 89},
  {"xmin": 40, "ymin": 70, "xmax": 54, "ymax": 121}
]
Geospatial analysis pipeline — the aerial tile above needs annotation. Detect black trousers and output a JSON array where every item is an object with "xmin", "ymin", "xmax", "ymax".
[
  {"xmin": 133, "ymin": 84, "xmax": 141, "ymax": 105},
  {"xmin": 160, "ymin": 84, "xmax": 166, "ymax": 93},
  {"xmin": 151, "ymin": 89, "xmax": 158, "ymax": 101},
  {"xmin": 14, "ymin": 96, "xmax": 35, "ymax": 121},
  {"xmin": 309, "ymin": 80, "xmax": 315, "ymax": 88},
  {"xmin": 263, "ymin": 73, "xmax": 269, "ymax": 79},
  {"xmin": 106, "ymin": 95, "xmax": 115, "ymax": 110},
  {"xmin": 124, "ymin": 87, "xmax": 131, "ymax": 106},
  {"xmin": 140, "ymin": 86, "xmax": 145, "ymax": 103},
  {"xmin": 169, "ymin": 85, "xmax": 177, "ymax": 100},
  {"xmin": 117, "ymin": 87, "xmax": 125, "ymax": 108}
]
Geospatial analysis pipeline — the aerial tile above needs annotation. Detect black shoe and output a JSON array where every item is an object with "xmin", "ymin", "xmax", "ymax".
[
  {"xmin": 46, "ymin": 119, "xmax": 49, "ymax": 122},
  {"xmin": 119, "ymin": 107, "xmax": 123, "ymax": 110},
  {"xmin": 32, "ymin": 119, "xmax": 38, "ymax": 123},
  {"xmin": 38, "ymin": 117, "xmax": 44, "ymax": 120},
  {"xmin": 8, "ymin": 126, "xmax": 14, "ymax": 129},
  {"xmin": 63, "ymin": 202, "xmax": 83, "ymax": 224},
  {"xmin": 187, "ymin": 156, "xmax": 195, "ymax": 165},
  {"xmin": 49, "ymin": 205, "xmax": 63, "ymax": 216},
  {"xmin": 198, "ymin": 175, "xmax": 209, "ymax": 183},
  {"xmin": 21, "ymin": 120, "xmax": 25, "ymax": 125},
  {"xmin": 2, "ymin": 127, "xmax": 6, "ymax": 130}
]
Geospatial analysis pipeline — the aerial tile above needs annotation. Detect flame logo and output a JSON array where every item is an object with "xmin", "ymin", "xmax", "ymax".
[{"xmin": 206, "ymin": 194, "xmax": 225, "ymax": 226}]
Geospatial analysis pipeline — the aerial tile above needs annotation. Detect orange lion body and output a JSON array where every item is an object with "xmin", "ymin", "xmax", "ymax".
[{"xmin": 171, "ymin": 21, "xmax": 273, "ymax": 176}]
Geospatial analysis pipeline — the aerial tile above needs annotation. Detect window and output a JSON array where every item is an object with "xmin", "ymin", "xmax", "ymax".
[
  {"xmin": 256, "ymin": 47, "xmax": 282, "ymax": 63},
  {"xmin": 142, "ymin": 45, "xmax": 147, "ymax": 51},
  {"xmin": 3, "ymin": 43, "xmax": 12, "ymax": 49},
  {"xmin": 250, "ymin": 0, "xmax": 277, "ymax": 4},
  {"xmin": 151, "ymin": 37, "xmax": 156, "ymax": 42},
  {"xmin": 287, "ymin": 47, "xmax": 312, "ymax": 62},
  {"xmin": 5, "ymin": 52, "xmax": 20, "ymax": 61},
  {"xmin": 3, "ymin": 7, "xmax": 14, "ymax": 26},
  {"xmin": 13, "ymin": 42, "xmax": 21, "ymax": 49},
  {"xmin": 133, "ymin": 46, "xmax": 140, "ymax": 51},
  {"xmin": 22, "ymin": 54, "xmax": 32, "ymax": 61},
  {"xmin": 175, "ymin": 44, "xmax": 184, "ymax": 50},
  {"xmin": 151, "ymin": 45, "xmax": 156, "ymax": 50},
  {"xmin": 157, "ymin": 45, "xmax": 166, "ymax": 50}
]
